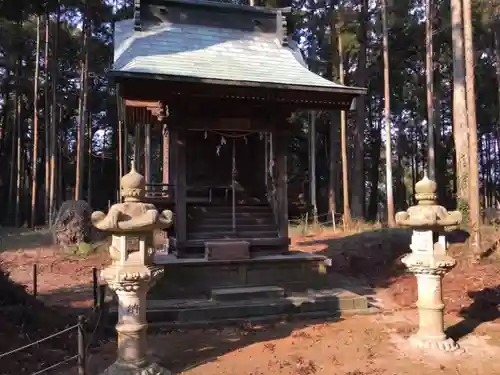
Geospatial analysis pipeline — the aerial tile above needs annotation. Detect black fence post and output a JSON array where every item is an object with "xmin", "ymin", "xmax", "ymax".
[
  {"xmin": 92, "ymin": 267, "xmax": 98, "ymax": 310},
  {"xmin": 98, "ymin": 284, "xmax": 106, "ymax": 311},
  {"xmin": 33, "ymin": 264, "xmax": 37, "ymax": 298},
  {"xmin": 77, "ymin": 315, "xmax": 86, "ymax": 375}
]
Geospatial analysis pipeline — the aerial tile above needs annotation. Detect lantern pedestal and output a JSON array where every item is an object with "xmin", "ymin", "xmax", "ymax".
[
  {"xmin": 91, "ymin": 163, "xmax": 174, "ymax": 375},
  {"xmin": 395, "ymin": 176, "xmax": 463, "ymax": 354},
  {"xmin": 403, "ymin": 268, "xmax": 459, "ymax": 352},
  {"xmin": 100, "ymin": 266, "xmax": 171, "ymax": 375}
]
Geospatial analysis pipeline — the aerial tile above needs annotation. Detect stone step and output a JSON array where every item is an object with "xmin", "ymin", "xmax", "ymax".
[
  {"xmin": 106, "ymin": 289, "xmax": 370, "ymax": 326},
  {"xmin": 188, "ymin": 213, "xmax": 275, "ymax": 220},
  {"xmin": 191, "ymin": 224, "xmax": 277, "ymax": 231},
  {"xmin": 193, "ymin": 216, "xmax": 275, "ymax": 222},
  {"xmin": 211, "ymin": 286, "xmax": 285, "ymax": 302},
  {"xmin": 189, "ymin": 205, "xmax": 271, "ymax": 212},
  {"xmin": 188, "ymin": 230, "xmax": 279, "ymax": 240}
]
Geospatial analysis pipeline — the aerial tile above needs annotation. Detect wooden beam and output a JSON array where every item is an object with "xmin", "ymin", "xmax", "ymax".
[
  {"xmin": 183, "ymin": 116, "xmax": 275, "ymax": 132},
  {"xmin": 120, "ymin": 78, "xmax": 358, "ymax": 110},
  {"xmin": 124, "ymin": 99, "xmax": 162, "ymax": 108}
]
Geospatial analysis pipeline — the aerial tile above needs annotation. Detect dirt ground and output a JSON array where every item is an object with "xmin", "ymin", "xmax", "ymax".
[
  {"xmin": 77, "ymin": 311, "xmax": 500, "ymax": 375},
  {"xmin": 1, "ymin": 225, "xmax": 500, "ymax": 375}
]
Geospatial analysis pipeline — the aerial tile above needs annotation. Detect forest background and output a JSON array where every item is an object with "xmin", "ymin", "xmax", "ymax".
[{"xmin": 0, "ymin": 0, "xmax": 496, "ymax": 254}]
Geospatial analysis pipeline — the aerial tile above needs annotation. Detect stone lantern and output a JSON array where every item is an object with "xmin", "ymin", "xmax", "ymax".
[
  {"xmin": 91, "ymin": 163, "xmax": 173, "ymax": 374},
  {"xmin": 395, "ymin": 176, "xmax": 462, "ymax": 352}
]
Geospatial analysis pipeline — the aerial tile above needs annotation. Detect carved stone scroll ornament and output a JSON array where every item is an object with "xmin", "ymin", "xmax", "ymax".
[
  {"xmin": 395, "ymin": 177, "xmax": 462, "ymax": 230},
  {"xmin": 94, "ymin": 163, "xmax": 173, "ymax": 375},
  {"xmin": 395, "ymin": 176, "xmax": 463, "ymax": 354}
]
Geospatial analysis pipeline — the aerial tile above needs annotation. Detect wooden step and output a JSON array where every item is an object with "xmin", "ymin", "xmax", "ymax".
[
  {"xmin": 191, "ymin": 213, "xmax": 271, "ymax": 218},
  {"xmin": 189, "ymin": 206, "xmax": 271, "ymax": 213},
  {"xmin": 198, "ymin": 215, "xmax": 275, "ymax": 221},
  {"xmin": 188, "ymin": 230, "xmax": 279, "ymax": 240},
  {"xmin": 211, "ymin": 286, "xmax": 285, "ymax": 302},
  {"xmin": 191, "ymin": 224, "xmax": 277, "ymax": 231},
  {"xmin": 172, "ymin": 237, "xmax": 290, "ymax": 249}
]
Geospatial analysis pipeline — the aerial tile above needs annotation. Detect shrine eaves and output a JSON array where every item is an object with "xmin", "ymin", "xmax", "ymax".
[{"xmin": 110, "ymin": 0, "xmax": 366, "ymax": 96}]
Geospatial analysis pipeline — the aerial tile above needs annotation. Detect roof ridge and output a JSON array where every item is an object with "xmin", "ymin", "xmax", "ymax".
[{"xmin": 141, "ymin": 0, "xmax": 291, "ymax": 15}]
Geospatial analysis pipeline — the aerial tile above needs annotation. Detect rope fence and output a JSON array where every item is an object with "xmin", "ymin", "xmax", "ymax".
[
  {"xmin": 0, "ymin": 317, "xmax": 86, "ymax": 375},
  {"xmin": 1, "ymin": 266, "xmax": 109, "ymax": 375}
]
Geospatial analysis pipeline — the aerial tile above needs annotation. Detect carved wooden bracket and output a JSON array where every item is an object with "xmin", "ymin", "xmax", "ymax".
[
  {"xmin": 124, "ymin": 100, "xmax": 169, "ymax": 122},
  {"xmin": 152, "ymin": 104, "xmax": 169, "ymax": 123}
]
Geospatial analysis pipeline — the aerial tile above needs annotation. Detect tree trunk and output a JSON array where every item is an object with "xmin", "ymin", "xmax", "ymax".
[
  {"xmin": 426, "ymin": 0, "xmax": 435, "ymax": 180},
  {"xmin": 44, "ymin": 11, "xmax": 51, "ymax": 223},
  {"xmin": 75, "ymin": 2, "xmax": 90, "ymax": 201},
  {"xmin": 49, "ymin": 3, "xmax": 60, "ymax": 225},
  {"xmin": 8, "ymin": 95, "xmax": 17, "ymax": 222},
  {"xmin": 336, "ymin": 19, "xmax": 351, "ymax": 227},
  {"xmin": 352, "ymin": 0, "xmax": 368, "ymax": 219},
  {"xmin": 367, "ymin": 103, "xmax": 381, "ymax": 221},
  {"xmin": 494, "ymin": 23, "xmax": 500, "ymax": 205},
  {"xmin": 451, "ymin": 0, "xmax": 469, "ymax": 205},
  {"xmin": 14, "ymin": 16, "xmax": 23, "ymax": 227},
  {"xmin": 463, "ymin": 0, "xmax": 481, "ymax": 257},
  {"xmin": 328, "ymin": 12, "xmax": 339, "ymax": 225},
  {"xmin": 15, "ymin": 85, "xmax": 22, "ymax": 227},
  {"xmin": 88, "ymin": 112, "xmax": 92, "ymax": 205},
  {"xmin": 31, "ymin": 15, "xmax": 41, "ymax": 227},
  {"xmin": 382, "ymin": 0, "xmax": 395, "ymax": 227}
]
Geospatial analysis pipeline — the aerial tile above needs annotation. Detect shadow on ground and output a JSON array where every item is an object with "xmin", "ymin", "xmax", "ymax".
[
  {"xmin": 37, "ymin": 283, "xmax": 97, "ymax": 308},
  {"xmin": 296, "ymin": 228, "xmax": 412, "ymax": 288},
  {"xmin": 0, "ymin": 288, "xmax": 87, "ymax": 375},
  {"xmin": 85, "ymin": 318, "xmax": 339, "ymax": 374},
  {"xmin": 446, "ymin": 285, "xmax": 500, "ymax": 341},
  {"xmin": 0, "ymin": 227, "xmax": 53, "ymax": 251},
  {"xmin": 296, "ymin": 228, "xmax": 472, "ymax": 290},
  {"xmin": 446, "ymin": 229, "xmax": 470, "ymax": 245}
]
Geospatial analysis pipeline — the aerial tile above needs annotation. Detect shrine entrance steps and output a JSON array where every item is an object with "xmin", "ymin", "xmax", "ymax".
[
  {"xmin": 103, "ymin": 253, "xmax": 373, "ymax": 327},
  {"xmin": 106, "ymin": 285, "xmax": 371, "ymax": 328},
  {"xmin": 177, "ymin": 204, "xmax": 286, "ymax": 257}
]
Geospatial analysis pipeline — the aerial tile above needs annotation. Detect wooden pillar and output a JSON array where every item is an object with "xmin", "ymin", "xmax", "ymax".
[
  {"xmin": 144, "ymin": 123, "xmax": 151, "ymax": 183},
  {"xmin": 134, "ymin": 123, "xmax": 141, "ymax": 171},
  {"xmin": 169, "ymin": 128, "xmax": 177, "ymax": 190},
  {"xmin": 269, "ymin": 132, "xmax": 277, "ymax": 215},
  {"xmin": 162, "ymin": 124, "xmax": 169, "ymax": 184},
  {"xmin": 275, "ymin": 129, "xmax": 289, "ymax": 240},
  {"xmin": 117, "ymin": 89, "xmax": 124, "ymax": 181},
  {"xmin": 264, "ymin": 133, "xmax": 268, "ymax": 188},
  {"xmin": 123, "ymin": 125, "xmax": 128, "ymax": 174},
  {"xmin": 174, "ymin": 127, "xmax": 187, "ymax": 254},
  {"xmin": 309, "ymin": 110, "xmax": 317, "ymax": 221}
]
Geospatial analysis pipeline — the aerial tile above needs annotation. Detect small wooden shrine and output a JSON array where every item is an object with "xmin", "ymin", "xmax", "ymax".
[
  {"xmin": 111, "ymin": 0, "xmax": 367, "ymax": 320},
  {"xmin": 109, "ymin": 0, "xmax": 367, "ymax": 309}
]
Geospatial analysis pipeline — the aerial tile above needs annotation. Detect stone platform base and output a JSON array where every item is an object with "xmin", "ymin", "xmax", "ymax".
[
  {"xmin": 100, "ymin": 360, "xmax": 171, "ymax": 375},
  {"xmin": 102, "ymin": 251, "xmax": 372, "ymax": 327},
  {"xmin": 409, "ymin": 335, "xmax": 462, "ymax": 353},
  {"xmin": 150, "ymin": 252, "xmax": 332, "ymax": 299},
  {"xmin": 107, "ymin": 287, "xmax": 371, "ymax": 328}
]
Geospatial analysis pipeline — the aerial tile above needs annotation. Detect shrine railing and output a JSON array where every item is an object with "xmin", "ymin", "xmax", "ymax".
[{"xmin": 145, "ymin": 183, "xmax": 175, "ymax": 199}]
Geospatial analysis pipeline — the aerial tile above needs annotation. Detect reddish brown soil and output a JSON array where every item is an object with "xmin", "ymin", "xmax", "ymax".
[
  {"xmin": 75, "ymin": 313, "xmax": 500, "ymax": 375},
  {"xmin": 1, "ymin": 225, "xmax": 500, "ymax": 375}
]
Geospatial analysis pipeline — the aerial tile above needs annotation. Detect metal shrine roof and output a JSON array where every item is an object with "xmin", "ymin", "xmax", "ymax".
[{"xmin": 111, "ymin": 0, "xmax": 365, "ymax": 96}]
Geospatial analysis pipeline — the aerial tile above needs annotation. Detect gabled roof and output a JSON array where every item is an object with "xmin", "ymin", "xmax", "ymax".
[{"xmin": 111, "ymin": 0, "xmax": 366, "ymax": 97}]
